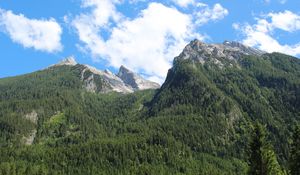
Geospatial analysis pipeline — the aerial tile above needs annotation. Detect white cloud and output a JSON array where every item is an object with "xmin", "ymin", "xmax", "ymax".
[
  {"xmin": 195, "ymin": 3, "xmax": 228, "ymax": 26},
  {"xmin": 234, "ymin": 10, "xmax": 300, "ymax": 56},
  {"xmin": 72, "ymin": 1, "xmax": 227, "ymax": 83},
  {"xmin": 268, "ymin": 11, "xmax": 300, "ymax": 32},
  {"xmin": 172, "ymin": 0, "xmax": 195, "ymax": 8},
  {"xmin": 0, "ymin": 9, "xmax": 62, "ymax": 52},
  {"xmin": 72, "ymin": 2, "xmax": 198, "ymax": 83},
  {"xmin": 105, "ymin": 3, "xmax": 202, "ymax": 81},
  {"xmin": 71, "ymin": 0, "xmax": 123, "ymax": 58},
  {"xmin": 80, "ymin": 0, "xmax": 122, "ymax": 27}
]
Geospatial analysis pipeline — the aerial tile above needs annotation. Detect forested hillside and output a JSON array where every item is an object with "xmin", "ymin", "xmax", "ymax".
[
  {"xmin": 0, "ymin": 41, "xmax": 299, "ymax": 174},
  {"xmin": 150, "ymin": 52, "xmax": 300, "ymax": 163}
]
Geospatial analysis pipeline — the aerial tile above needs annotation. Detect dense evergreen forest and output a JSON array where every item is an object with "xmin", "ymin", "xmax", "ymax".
[{"xmin": 0, "ymin": 52, "xmax": 299, "ymax": 174}]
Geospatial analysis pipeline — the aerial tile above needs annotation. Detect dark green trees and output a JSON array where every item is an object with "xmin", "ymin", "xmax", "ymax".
[
  {"xmin": 248, "ymin": 123, "xmax": 285, "ymax": 175},
  {"xmin": 0, "ymin": 48, "xmax": 300, "ymax": 174},
  {"xmin": 289, "ymin": 125, "xmax": 300, "ymax": 175}
]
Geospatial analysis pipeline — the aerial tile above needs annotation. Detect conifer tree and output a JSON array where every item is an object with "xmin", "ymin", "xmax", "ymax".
[
  {"xmin": 248, "ymin": 122, "xmax": 284, "ymax": 175},
  {"xmin": 289, "ymin": 125, "xmax": 300, "ymax": 175}
]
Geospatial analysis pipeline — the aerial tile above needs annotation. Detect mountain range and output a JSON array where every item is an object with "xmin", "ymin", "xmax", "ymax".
[
  {"xmin": 0, "ymin": 39, "xmax": 299, "ymax": 174},
  {"xmin": 50, "ymin": 56, "xmax": 160, "ymax": 93}
]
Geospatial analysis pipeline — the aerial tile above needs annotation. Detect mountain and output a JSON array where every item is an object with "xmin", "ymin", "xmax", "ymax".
[
  {"xmin": 176, "ymin": 39, "xmax": 265, "ymax": 66},
  {"xmin": 52, "ymin": 56, "xmax": 78, "ymax": 66},
  {"xmin": 0, "ymin": 40, "xmax": 299, "ymax": 175},
  {"xmin": 50, "ymin": 56, "xmax": 159, "ymax": 93},
  {"xmin": 150, "ymin": 39, "xmax": 300, "ymax": 161},
  {"xmin": 117, "ymin": 65, "xmax": 160, "ymax": 90}
]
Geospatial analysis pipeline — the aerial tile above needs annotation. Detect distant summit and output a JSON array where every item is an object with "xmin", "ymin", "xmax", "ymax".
[
  {"xmin": 222, "ymin": 40, "xmax": 265, "ymax": 56},
  {"xmin": 117, "ymin": 65, "xmax": 160, "ymax": 90},
  {"xmin": 176, "ymin": 39, "xmax": 265, "ymax": 67},
  {"xmin": 0, "ymin": 39, "xmax": 299, "ymax": 174},
  {"xmin": 50, "ymin": 57, "xmax": 160, "ymax": 93},
  {"xmin": 55, "ymin": 56, "xmax": 78, "ymax": 66}
]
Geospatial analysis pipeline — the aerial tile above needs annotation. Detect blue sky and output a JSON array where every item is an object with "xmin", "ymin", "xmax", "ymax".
[{"xmin": 0, "ymin": 0, "xmax": 299, "ymax": 83}]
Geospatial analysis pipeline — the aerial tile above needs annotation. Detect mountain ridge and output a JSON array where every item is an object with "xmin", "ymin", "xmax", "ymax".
[
  {"xmin": 48, "ymin": 57, "xmax": 160, "ymax": 93},
  {"xmin": 117, "ymin": 65, "xmax": 160, "ymax": 90},
  {"xmin": 0, "ymin": 39, "xmax": 299, "ymax": 174},
  {"xmin": 175, "ymin": 39, "xmax": 267, "ymax": 68}
]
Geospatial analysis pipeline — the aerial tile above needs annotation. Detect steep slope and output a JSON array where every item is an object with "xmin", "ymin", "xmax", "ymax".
[
  {"xmin": 0, "ymin": 58, "xmax": 159, "ymax": 146},
  {"xmin": 117, "ymin": 65, "xmax": 160, "ymax": 90},
  {"xmin": 0, "ymin": 61, "xmax": 245, "ymax": 174},
  {"xmin": 149, "ymin": 39, "xmax": 300, "ymax": 162},
  {"xmin": 0, "ymin": 61, "xmax": 158, "ymax": 146},
  {"xmin": 48, "ymin": 57, "xmax": 160, "ymax": 93},
  {"xmin": 79, "ymin": 64, "xmax": 134, "ymax": 93},
  {"xmin": 0, "ymin": 40, "xmax": 299, "ymax": 174}
]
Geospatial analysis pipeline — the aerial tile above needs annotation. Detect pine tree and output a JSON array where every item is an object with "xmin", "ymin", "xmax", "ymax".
[
  {"xmin": 289, "ymin": 125, "xmax": 300, "ymax": 175},
  {"xmin": 262, "ymin": 148, "xmax": 285, "ymax": 175},
  {"xmin": 248, "ymin": 122, "xmax": 285, "ymax": 175},
  {"xmin": 248, "ymin": 123, "xmax": 266, "ymax": 175}
]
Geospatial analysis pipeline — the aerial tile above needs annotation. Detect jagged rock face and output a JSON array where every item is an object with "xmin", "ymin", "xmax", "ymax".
[
  {"xmin": 176, "ymin": 39, "xmax": 265, "ymax": 66},
  {"xmin": 52, "ymin": 57, "xmax": 159, "ymax": 93},
  {"xmin": 117, "ymin": 66, "xmax": 160, "ymax": 90},
  {"xmin": 222, "ymin": 41, "xmax": 265, "ymax": 55},
  {"xmin": 81, "ymin": 65, "xmax": 134, "ymax": 93},
  {"xmin": 81, "ymin": 73, "xmax": 99, "ymax": 93},
  {"xmin": 22, "ymin": 111, "xmax": 38, "ymax": 145},
  {"xmin": 24, "ymin": 111, "xmax": 38, "ymax": 125}
]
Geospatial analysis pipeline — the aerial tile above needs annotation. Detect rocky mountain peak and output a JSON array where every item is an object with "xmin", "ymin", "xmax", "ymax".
[
  {"xmin": 50, "ymin": 58, "xmax": 159, "ymax": 93},
  {"xmin": 81, "ymin": 64, "xmax": 134, "ymax": 93},
  {"xmin": 222, "ymin": 40, "xmax": 265, "ymax": 55},
  {"xmin": 177, "ymin": 39, "xmax": 265, "ymax": 65},
  {"xmin": 117, "ymin": 65, "xmax": 160, "ymax": 90},
  {"xmin": 119, "ymin": 65, "xmax": 130, "ymax": 72},
  {"xmin": 56, "ymin": 56, "xmax": 78, "ymax": 66},
  {"xmin": 118, "ymin": 65, "xmax": 131, "ymax": 78}
]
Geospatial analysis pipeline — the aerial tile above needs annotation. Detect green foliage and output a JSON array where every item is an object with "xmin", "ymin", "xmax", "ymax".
[
  {"xmin": 289, "ymin": 124, "xmax": 300, "ymax": 175},
  {"xmin": 45, "ymin": 112, "xmax": 66, "ymax": 129},
  {"xmin": 0, "ymin": 52, "xmax": 299, "ymax": 174},
  {"xmin": 247, "ymin": 123, "xmax": 285, "ymax": 175},
  {"xmin": 248, "ymin": 123, "xmax": 267, "ymax": 175},
  {"xmin": 150, "ymin": 53, "xmax": 300, "ymax": 163},
  {"xmin": 262, "ymin": 149, "xmax": 286, "ymax": 175}
]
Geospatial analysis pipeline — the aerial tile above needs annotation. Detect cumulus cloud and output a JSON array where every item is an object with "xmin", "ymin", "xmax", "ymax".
[
  {"xmin": 195, "ymin": 3, "xmax": 228, "ymax": 26},
  {"xmin": 71, "ymin": 0, "xmax": 121, "ymax": 58},
  {"xmin": 72, "ymin": 0, "xmax": 228, "ymax": 83},
  {"xmin": 0, "ymin": 9, "xmax": 62, "ymax": 52},
  {"xmin": 234, "ymin": 10, "xmax": 300, "ymax": 56},
  {"xmin": 104, "ymin": 3, "xmax": 201, "ymax": 80},
  {"xmin": 268, "ymin": 11, "xmax": 300, "ymax": 32}
]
